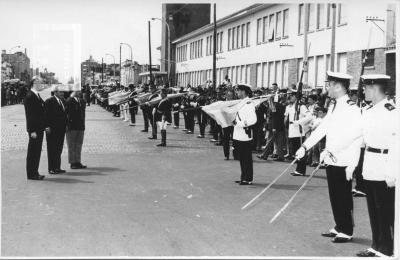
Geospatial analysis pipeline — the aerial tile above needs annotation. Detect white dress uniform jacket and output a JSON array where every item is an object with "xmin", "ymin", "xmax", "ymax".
[
  {"xmin": 302, "ymin": 95, "xmax": 362, "ymax": 167},
  {"xmin": 285, "ymin": 102, "xmax": 312, "ymax": 138},
  {"xmin": 361, "ymin": 99, "xmax": 397, "ymax": 182},
  {"xmin": 233, "ymin": 97, "xmax": 257, "ymax": 141}
]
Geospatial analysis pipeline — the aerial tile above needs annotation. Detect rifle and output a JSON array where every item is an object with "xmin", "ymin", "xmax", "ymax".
[{"xmin": 295, "ymin": 42, "xmax": 311, "ymax": 143}]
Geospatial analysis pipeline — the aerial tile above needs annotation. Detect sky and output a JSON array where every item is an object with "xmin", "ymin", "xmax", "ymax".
[{"xmin": 0, "ymin": 0, "xmax": 252, "ymax": 83}]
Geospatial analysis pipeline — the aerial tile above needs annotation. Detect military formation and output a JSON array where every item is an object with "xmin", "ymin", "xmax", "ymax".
[{"xmin": 23, "ymin": 67, "xmax": 397, "ymax": 257}]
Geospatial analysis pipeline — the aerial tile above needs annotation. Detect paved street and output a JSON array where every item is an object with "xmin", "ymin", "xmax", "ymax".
[{"xmin": 2, "ymin": 101, "xmax": 372, "ymax": 257}]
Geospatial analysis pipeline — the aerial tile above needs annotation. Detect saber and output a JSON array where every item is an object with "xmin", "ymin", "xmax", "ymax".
[
  {"xmin": 241, "ymin": 159, "xmax": 297, "ymax": 210},
  {"xmin": 269, "ymin": 163, "xmax": 323, "ymax": 224}
]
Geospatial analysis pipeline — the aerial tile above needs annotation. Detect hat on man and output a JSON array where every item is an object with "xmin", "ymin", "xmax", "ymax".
[
  {"xmin": 361, "ymin": 74, "xmax": 390, "ymax": 85},
  {"xmin": 326, "ymin": 71, "xmax": 352, "ymax": 83},
  {"xmin": 236, "ymin": 84, "xmax": 252, "ymax": 95}
]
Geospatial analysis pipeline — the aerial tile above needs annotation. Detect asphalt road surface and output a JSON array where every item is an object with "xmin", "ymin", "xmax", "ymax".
[{"xmin": 1, "ymin": 97, "xmax": 372, "ymax": 257}]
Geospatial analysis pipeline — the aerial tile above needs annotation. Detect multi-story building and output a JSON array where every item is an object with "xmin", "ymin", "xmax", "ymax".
[
  {"xmin": 1, "ymin": 61, "xmax": 12, "ymax": 83},
  {"xmin": 173, "ymin": 3, "xmax": 393, "ymax": 90},
  {"xmin": 1, "ymin": 49, "xmax": 31, "ymax": 82},
  {"xmin": 120, "ymin": 60, "xmax": 140, "ymax": 86}
]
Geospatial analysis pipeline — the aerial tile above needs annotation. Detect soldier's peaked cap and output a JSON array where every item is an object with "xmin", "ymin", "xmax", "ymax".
[
  {"xmin": 326, "ymin": 71, "xmax": 353, "ymax": 82},
  {"xmin": 361, "ymin": 74, "xmax": 390, "ymax": 85},
  {"xmin": 236, "ymin": 84, "xmax": 252, "ymax": 95}
]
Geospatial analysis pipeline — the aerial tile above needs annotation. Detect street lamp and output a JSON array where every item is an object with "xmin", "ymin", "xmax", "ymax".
[
  {"xmin": 105, "ymin": 53, "xmax": 116, "ymax": 80},
  {"xmin": 120, "ymin": 43, "xmax": 133, "ymax": 85},
  {"xmin": 9, "ymin": 45, "xmax": 21, "ymax": 53},
  {"xmin": 151, "ymin": 17, "xmax": 171, "ymax": 86}
]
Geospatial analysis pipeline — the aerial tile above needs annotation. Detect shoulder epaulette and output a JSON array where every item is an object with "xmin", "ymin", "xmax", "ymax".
[
  {"xmin": 347, "ymin": 100, "xmax": 356, "ymax": 106},
  {"xmin": 385, "ymin": 103, "xmax": 395, "ymax": 111}
]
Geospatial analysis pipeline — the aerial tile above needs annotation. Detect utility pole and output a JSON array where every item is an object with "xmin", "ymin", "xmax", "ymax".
[
  {"xmin": 330, "ymin": 4, "xmax": 337, "ymax": 71},
  {"xmin": 303, "ymin": 3, "xmax": 310, "ymax": 85},
  {"xmin": 119, "ymin": 44, "xmax": 122, "ymax": 85},
  {"xmin": 101, "ymin": 57, "xmax": 104, "ymax": 83},
  {"xmin": 212, "ymin": 3, "xmax": 217, "ymax": 89},
  {"xmin": 148, "ymin": 20, "xmax": 153, "ymax": 85}
]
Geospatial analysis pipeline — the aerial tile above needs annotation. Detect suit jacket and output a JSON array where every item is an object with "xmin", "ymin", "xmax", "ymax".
[
  {"xmin": 155, "ymin": 98, "xmax": 172, "ymax": 122},
  {"xmin": 24, "ymin": 90, "xmax": 46, "ymax": 134},
  {"xmin": 45, "ymin": 96, "xmax": 67, "ymax": 131},
  {"xmin": 65, "ymin": 97, "xmax": 86, "ymax": 130}
]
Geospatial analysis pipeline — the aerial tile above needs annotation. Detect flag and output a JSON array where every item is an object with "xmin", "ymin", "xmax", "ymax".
[
  {"xmin": 108, "ymin": 91, "xmax": 132, "ymax": 105},
  {"xmin": 201, "ymin": 96, "xmax": 272, "ymax": 128}
]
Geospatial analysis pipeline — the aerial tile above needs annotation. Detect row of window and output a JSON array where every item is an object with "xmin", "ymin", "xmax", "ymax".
[
  {"xmin": 176, "ymin": 51, "xmax": 368, "ymax": 89},
  {"xmin": 205, "ymin": 32, "xmax": 224, "ymax": 56},
  {"xmin": 256, "ymin": 9, "xmax": 289, "ymax": 44},
  {"xmin": 176, "ymin": 44, "xmax": 187, "ymax": 62},
  {"xmin": 189, "ymin": 39, "xmax": 203, "ymax": 60},
  {"xmin": 299, "ymin": 3, "xmax": 346, "ymax": 34},
  {"xmin": 227, "ymin": 22, "xmax": 251, "ymax": 51}
]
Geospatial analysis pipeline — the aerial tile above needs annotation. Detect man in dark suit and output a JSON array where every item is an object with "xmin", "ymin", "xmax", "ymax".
[
  {"xmin": 65, "ymin": 90, "xmax": 87, "ymax": 169},
  {"xmin": 45, "ymin": 86, "xmax": 67, "ymax": 174},
  {"xmin": 23, "ymin": 77, "xmax": 49, "ymax": 180}
]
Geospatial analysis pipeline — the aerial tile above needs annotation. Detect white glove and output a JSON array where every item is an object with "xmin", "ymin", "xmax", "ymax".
[
  {"xmin": 292, "ymin": 121, "xmax": 299, "ymax": 126},
  {"xmin": 385, "ymin": 176, "xmax": 396, "ymax": 188},
  {"xmin": 295, "ymin": 146, "xmax": 306, "ymax": 159},
  {"xmin": 345, "ymin": 166, "xmax": 355, "ymax": 181},
  {"xmin": 319, "ymin": 150, "xmax": 329, "ymax": 164}
]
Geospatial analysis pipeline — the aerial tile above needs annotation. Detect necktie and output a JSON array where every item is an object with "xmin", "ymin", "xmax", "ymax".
[
  {"xmin": 58, "ymin": 99, "xmax": 65, "ymax": 111},
  {"xmin": 37, "ymin": 93, "xmax": 42, "ymax": 101}
]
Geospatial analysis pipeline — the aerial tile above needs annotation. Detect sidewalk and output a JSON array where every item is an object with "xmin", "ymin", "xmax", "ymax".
[{"xmin": 1, "ymin": 103, "xmax": 372, "ymax": 257}]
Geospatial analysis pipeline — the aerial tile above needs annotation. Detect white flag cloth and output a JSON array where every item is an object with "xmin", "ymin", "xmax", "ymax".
[
  {"xmin": 108, "ymin": 91, "xmax": 132, "ymax": 105},
  {"xmin": 201, "ymin": 96, "xmax": 273, "ymax": 128}
]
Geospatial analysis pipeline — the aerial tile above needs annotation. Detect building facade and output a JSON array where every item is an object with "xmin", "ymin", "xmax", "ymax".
[
  {"xmin": 1, "ymin": 49, "xmax": 31, "ymax": 83},
  {"xmin": 1, "ymin": 61, "xmax": 12, "ymax": 83},
  {"xmin": 173, "ymin": 3, "xmax": 392, "ymax": 90}
]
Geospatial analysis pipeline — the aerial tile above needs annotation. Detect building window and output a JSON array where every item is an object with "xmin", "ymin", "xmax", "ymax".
[
  {"xmin": 246, "ymin": 22, "xmax": 250, "ymax": 46},
  {"xmin": 308, "ymin": 4, "xmax": 316, "ymax": 32},
  {"xmin": 200, "ymin": 39, "xmax": 203, "ymax": 57},
  {"xmin": 241, "ymin": 24, "xmax": 245, "ymax": 47},
  {"xmin": 337, "ymin": 53, "xmax": 347, "ymax": 73},
  {"xmin": 327, "ymin": 4, "xmax": 333, "ymax": 27},
  {"xmin": 283, "ymin": 9, "xmax": 289, "ymax": 37},
  {"xmin": 307, "ymin": 56, "xmax": 315, "ymax": 87},
  {"xmin": 219, "ymin": 32, "xmax": 223, "ymax": 52},
  {"xmin": 228, "ymin": 29, "xmax": 231, "ymax": 51},
  {"xmin": 316, "ymin": 55, "xmax": 325, "ymax": 87},
  {"xmin": 232, "ymin": 27, "xmax": 236, "ymax": 49},
  {"xmin": 362, "ymin": 49, "xmax": 375, "ymax": 67},
  {"xmin": 236, "ymin": 25, "xmax": 240, "ymax": 48},
  {"xmin": 263, "ymin": 16, "xmax": 268, "ymax": 42},
  {"xmin": 262, "ymin": 63, "xmax": 268, "ymax": 88},
  {"xmin": 268, "ymin": 62, "xmax": 274, "ymax": 87},
  {"xmin": 268, "ymin": 14, "xmax": 275, "ymax": 41},
  {"xmin": 275, "ymin": 61, "xmax": 282, "ymax": 87},
  {"xmin": 282, "ymin": 60, "xmax": 289, "ymax": 88},
  {"xmin": 338, "ymin": 4, "xmax": 346, "ymax": 25},
  {"xmin": 299, "ymin": 4, "xmax": 304, "ymax": 34},
  {"xmin": 317, "ymin": 4, "xmax": 326, "ymax": 29},
  {"xmin": 276, "ymin": 11, "xmax": 282, "ymax": 39},
  {"xmin": 256, "ymin": 63, "xmax": 262, "ymax": 88},
  {"xmin": 257, "ymin": 18, "xmax": 262, "ymax": 44}
]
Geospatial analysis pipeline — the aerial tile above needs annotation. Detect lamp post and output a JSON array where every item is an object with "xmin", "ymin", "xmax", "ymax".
[
  {"xmin": 9, "ymin": 45, "xmax": 21, "ymax": 53},
  {"xmin": 105, "ymin": 53, "xmax": 116, "ymax": 80},
  {"xmin": 120, "ymin": 43, "xmax": 133, "ymax": 85},
  {"xmin": 151, "ymin": 17, "xmax": 171, "ymax": 86}
]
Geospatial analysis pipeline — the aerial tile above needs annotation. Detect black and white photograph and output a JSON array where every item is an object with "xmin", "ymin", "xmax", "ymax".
[{"xmin": 0, "ymin": 0, "xmax": 399, "ymax": 258}]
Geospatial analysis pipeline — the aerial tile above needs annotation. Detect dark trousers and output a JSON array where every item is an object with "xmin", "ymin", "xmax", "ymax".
[
  {"xmin": 141, "ymin": 108, "xmax": 149, "ymax": 130},
  {"xmin": 326, "ymin": 166, "xmax": 354, "ymax": 236},
  {"xmin": 236, "ymin": 140, "xmax": 253, "ymax": 182},
  {"xmin": 213, "ymin": 124, "xmax": 222, "ymax": 141},
  {"xmin": 253, "ymin": 124, "xmax": 264, "ymax": 150},
  {"xmin": 354, "ymin": 148, "xmax": 366, "ymax": 193},
  {"xmin": 26, "ymin": 131, "xmax": 44, "ymax": 178},
  {"xmin": 289, "ymin": 137, "xmax": 307, "ymax": 174},
  {"xmin": 66, "ymin": 130, "xmax": 84, "ymax": 164},
  {"xmin": 196, "ymin": 110, "xmax": 206, "ymax": 136},
  {"xmin": 46, "ymin": 129, "xmax": 66, "ymax": 171},
  {"xmin": 173, "ymin": 110, "xmax": 180, "ymax": 127},
  {"xmin": 129, "ymin": 108, "xmax": 136, "ymax": 124},
  {"xmin": 365, "ymin": 180, "xmax": 395, "ymax": 256},
  {"xmin": 223, "ymin": 126, "xmax": 236, "ymax": 159},
  {"xmin": 186, "ymin": 111, "xmax": 195, "ymax": 132}
]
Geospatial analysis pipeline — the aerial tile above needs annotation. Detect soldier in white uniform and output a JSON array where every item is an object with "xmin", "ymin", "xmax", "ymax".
[
  {"xmin": 284, "ymin": 89, "xmax": 312, "ymax": 176},
  {"xmin": 295, "ymin": 71, "xmax": 363, "ymax": 243},
  {"xmin": 355, "ymin": 75, "xmax": 396, "ymax": 257},
  {"xmin": 232, "ymin": 84, "xmax": 257, "ymax": 185}
]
